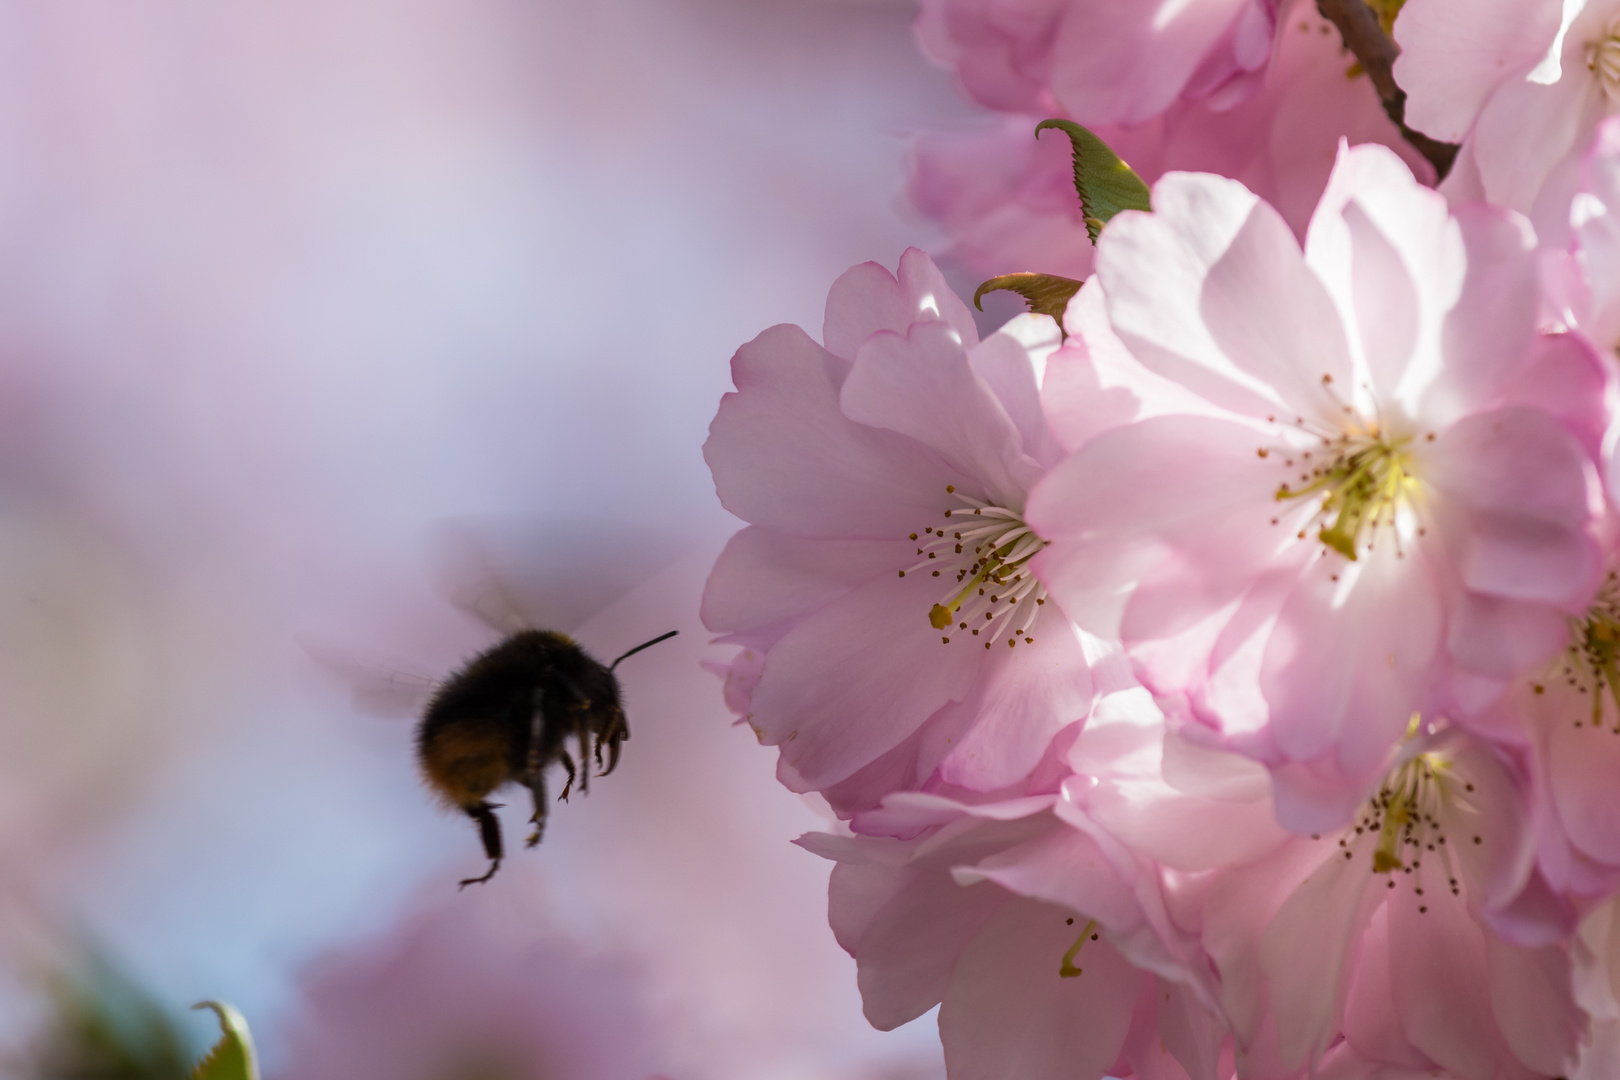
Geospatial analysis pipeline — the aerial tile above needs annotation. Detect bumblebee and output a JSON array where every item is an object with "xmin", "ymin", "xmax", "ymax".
[{"xmin": 417, "ymin": 628, "xmax": 675, "ymax": 887}]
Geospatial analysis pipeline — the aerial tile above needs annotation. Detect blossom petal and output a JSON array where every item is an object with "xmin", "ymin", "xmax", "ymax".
[
  {"xmin": 705, "ymin": 323, "xmax": 956, "ymax": 538},
  {"xmin": 1029, "ymin": 414, "xmax": 1283, "ymax": 640},
  {"xmin": 1471, "ymin": 59, "xmax": 1603, "ymax": 217},
  {"xmin": 1385, "ymin": 887, "xmax": 1500, "ymax": 1079},
  {"xmin": 1424, "ymin": 406, "xmax": 1598, "ymax": 608},
  {"xmin": 700, "ymin": 526, "xmax": 911, "ymax": 633},
  {"xmin": 935, "ymin": 618, "xmax": 1093, "ymax": 791},
  {"xmin": 1098, "ymin": 171, "xmax": 1350, "ymax": 422},
  {"xmin": 822, "ymin": 246, "xmax": 978, "ymax": 362},
  {"xmin": 843, "ymin": 321, "xmax": 1039, "ymax": 505},
  {"xmin": 1047, "ymin": 0, "xmax": 1253, "ymax": 125},
  {"xmin": 855, "ymin": 874, "xmax": 1010, "ymax": 1030},
  {"xmin": 748, "ymin": 570, "xmax": 981, "ymax": 789},
  {"xmin": 1394, "ymin": 0, "xmax": 1564, "ymax": 142},
  {"xmin": 940, "ymin": 897, "xmax": 1144, "ymax": 1080},
  {"xmin": 1486, "ymin": 935, "xmax": 1585, "ymax": 1076},
  {"xmin": 1258, "ymin": 850, "xmax": 1383, "ymax": 1070},
  {"xmin": 969, "ymin": 317, "xmax": 1064, "ymax": 468},
  {"xmin": 1259, "ymin": 543, "xmax": 1441, "ymax": 780}
]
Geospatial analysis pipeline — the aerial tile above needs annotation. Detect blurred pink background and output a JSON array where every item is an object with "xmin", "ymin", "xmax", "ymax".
[{"xmin": 0, "ymin": 2, "xmax": 994, "ymax": 1076}]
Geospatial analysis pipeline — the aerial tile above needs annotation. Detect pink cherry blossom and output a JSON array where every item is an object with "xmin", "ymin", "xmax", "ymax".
[
  {"xmin": 1027, "ymin": 143, "xmax": 1608, "ymax": 831},
  {"xmin": 703, "ymin": 248, "xmax": 1094, "ymax": 817},
  {"xmin": 909, "ymin": 7, "xmax": 1434, "ymax": 283},
  {"xmin": 1396, "ymin": 0, "xmax": 1620, "ymax": 246},
  {"xmin": 1467, "ymin": 558, "xmax": 1620, "ymax": 920},
  {"xmin": 801, "ymin": 786, "xmax": 1232, "ymax": 1080},
  {"xmin": 914, "ymin": 0, "xmax": 1279, "ymax": 125},
  {"xmin": 1198, "ymin": 728, "xmax": 1585, "ymax": 1079}
]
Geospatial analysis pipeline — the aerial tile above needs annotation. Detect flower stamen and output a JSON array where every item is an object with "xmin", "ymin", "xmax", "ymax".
[
  {"xmin": 1270, "ymin": 421, "xmax": 1417, "ymax": 560},
  {"xmin": 904, "ymin": 486, "xmax": 1048, "ymax": 647}
]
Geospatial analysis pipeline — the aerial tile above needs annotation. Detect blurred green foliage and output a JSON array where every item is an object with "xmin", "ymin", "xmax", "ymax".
[{"xmin": 22, "ymin": 954, "xmax": 256, "ymax": 1080}]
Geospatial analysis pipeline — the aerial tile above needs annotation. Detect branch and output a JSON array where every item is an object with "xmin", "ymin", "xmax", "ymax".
[{"xmin": 1315, "ymin": 0, "xmax": 1459, "ymax": 181}]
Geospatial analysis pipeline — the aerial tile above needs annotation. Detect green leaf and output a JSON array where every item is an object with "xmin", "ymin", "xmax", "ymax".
[
  {"xmin": 1034, "ymin": 119, "xmax": 1152, "ymax": 243},
  {"xmin": 972, "ymin": 273, "xmax": 1083, "ymax": 337},
  {"xmin": 189, "ymin": 1002, "xmax": 259, "ymax": 1080}
]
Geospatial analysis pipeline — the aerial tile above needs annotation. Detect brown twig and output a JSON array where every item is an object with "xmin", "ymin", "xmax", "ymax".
[{"xmin": 1315, "ymin": 0, "xmax": 1459, "ymax": 181}]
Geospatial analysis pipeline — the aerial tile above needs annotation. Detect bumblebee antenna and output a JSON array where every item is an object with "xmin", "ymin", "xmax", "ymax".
[{"xmin": 609, "ymin": 630, "xmax": 678, "ymax": 671}]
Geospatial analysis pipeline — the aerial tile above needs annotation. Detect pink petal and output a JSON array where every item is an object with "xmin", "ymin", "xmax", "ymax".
[
  {"xmin": 1486, "ymin": 935, "xmax": 1585, "ymax": 1076},
  {"xmin": 700, "ymin": 526, "xmax": 912, "ymax": 633},
  {"xmin": 822, "ymin": 246, "xmax": 978, "ymax": 362},
  {"xmin": 855, "ymin": 872, "xmax": 1011, "ymax": 1030},
  {"xmin": 1576, "ymin": 116, "xmax": 1620, "ymax": 345},
  {"xmin": 748, "ymin": 570, "xmax": 981, "ymax": 790},
  {"xmin": 1258, "ymin": 848, "xmax": 1383, "ymax": 1071},
  {"xmin": 1028, "ymin": 414, "xmax": 1283, "ymax": 640},
  {"xmin": 1424, "ymin": 406, "xmax": 1598, "ymax": 608},
  {"xmin": 1048, "ymin": 0, "xmax": 1254, "ymax": 125},
  {"xmin": 1341, "ymin": 906, "xmax": 1431, "ymax": 1070},
  {"xmin": 705, "ymin": 323, "xmax": 957, "ymax": 539},
  {"xmin": 842, "ymin": 321, "xmax": 1039, "ymax": 506},
  {"xmin": 1545, "ymin": 680, "xmax": 1620, "ymax": 867},
  {"xmin": 1097, "ymin": 172, "xmax": 1351, "ymax": 423},
  {"xmin": 1471, "ymin": 57, "xmax": 1603, "ymax": 217},
  {"xmin": 1041, "ymin": 281, "xmax": 1224, "ymax": 454},
  {"xmin": 939, "ymin": 897, "xmax": 1145, "ymax": 1080},
  {"xmin": 1422, "ymin": 206, "xmax": 1540, "ymax": 428},
  {"xmin": 1259, "ymin": 543, "xmax": 1441, "ymax": 778},
  {"xmin": 1394, "ymin": 0, "xmax": 1564, "ymax": 142},
  {"xmin": 968, "ymin": 824, "xmax": 1141, "ymax": 934},
  {"xmin": 1385, "ymin": 886, "xmax": 1499, "ymax": 1079},
  {"xmin": 934, "ymin": 617, "xmax": 1093, "ymax": 791},
  {"xmin": 969, "ymin": 319, "xmax": 1063, "ymax": 468},
  {"xmin": 1302, "ymin": 143, "xmax": 1464, "ymax": 410}
]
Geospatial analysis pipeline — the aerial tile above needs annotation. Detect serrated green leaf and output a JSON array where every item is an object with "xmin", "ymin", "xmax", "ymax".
[
  {"xmin": 189, "ymin": 1002, "xmax": 258, "ymax": 1080},
  {"xmin": 1034, "ymin": 119, "xmax": 1152, "ymax": 244},
  {"xmin": 972, "ymin": 273, "xmax": 1083, "ymax": 338}
]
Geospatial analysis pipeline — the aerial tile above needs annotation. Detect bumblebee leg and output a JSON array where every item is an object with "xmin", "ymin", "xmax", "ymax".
[
  {"xmin": 577, "ymin": 726, "xmax": 592, "ymax": 795},
  {"xmin": 557, "ymin": 749, "xmax": 577, "ymax": 801},
  {"xmin": 525, "ymin": 686, "xmax": 546, "ymax": 779},
  {"xmin": 526, "ymin": 770, "xmax": 548, "ymax": 848},
  {"xmin": 596, "ymin": 715, "xmax": 625, "ymax": 777},
  {"xmin": 458, "ymin": 801, "xmax": 503, "ymax": 889},
  {"xmin": 601, "ymin": 732, "xmax": 623, "ymax": 777}
]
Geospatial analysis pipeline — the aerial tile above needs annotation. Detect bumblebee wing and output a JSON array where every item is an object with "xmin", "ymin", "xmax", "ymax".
[
  {"xmin": 299, "ymin": 635, "xmax": 439, "ymax": 718},
  {"xmin": 424, "ymin": 516, "xmax": 690, "ymax": 634}
]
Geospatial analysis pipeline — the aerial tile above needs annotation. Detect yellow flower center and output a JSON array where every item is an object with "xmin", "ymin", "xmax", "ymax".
[
  {"xmin": 1265, "ymin": 410, "xmax": 1422, "ymax": 561},
  {"xmin": 1541, "ymin": 570, "xmax": 1620, "ymax": 730},
  {"xmin": 899, "ymin": 485, "xmax": 1048, "ymax": 649}
]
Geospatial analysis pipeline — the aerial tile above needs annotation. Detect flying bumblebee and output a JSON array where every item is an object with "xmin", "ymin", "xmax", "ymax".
[
  {"xmin": 305, "ymin": 517, "xmax": 684, "ymax": 888},
  {"xmin": 418, "ymin": 626, "xmax": 675, "ymax": 887}
]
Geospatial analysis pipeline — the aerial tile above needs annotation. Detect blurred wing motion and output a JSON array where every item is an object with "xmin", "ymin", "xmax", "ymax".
[
  {"xmin": 298, "ymin": 635, "xmax": 439, "ymax": 718},
  {"xmin": 424, "ymin": 516, "xmax": 690, "ymax": 636}
]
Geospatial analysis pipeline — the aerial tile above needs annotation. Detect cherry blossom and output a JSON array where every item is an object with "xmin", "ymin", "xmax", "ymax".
[
  {"xmin": 909, "ymin": 7, "xmax": 1433, "ymax": 283},
  {"xmin": 702, "ymin": 248, "xmax": 1093, "ymax": 817},
  {"xmin": 914, "ymin": 0, "xmax": 1279, "ymax": 125},
  {"xmin": 1028, "ymin": 143, "xmax": 1608, "ymax": 830},
  {"xmin": 1198, "ymin": 727, "xmax": 1584, "ymax": 1078},
  {"xmin": 801, "ymin": 773, "xmax": 1231, "ymax": 1080}
]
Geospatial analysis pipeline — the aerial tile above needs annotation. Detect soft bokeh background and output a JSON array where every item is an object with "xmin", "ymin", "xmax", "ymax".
[{"xmin": 0, "ymin": 2, "xmax": 994, "ymax": 1076}]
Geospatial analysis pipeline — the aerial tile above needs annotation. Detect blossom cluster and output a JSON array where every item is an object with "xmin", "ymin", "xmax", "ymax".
[{"xmin": 704, "ymin": 2, "xmax": 1620, "ymax": 1078}]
